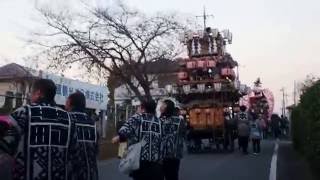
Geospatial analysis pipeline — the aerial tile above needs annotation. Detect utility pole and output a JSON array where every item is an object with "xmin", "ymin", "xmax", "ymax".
[
  {"xmin": 196, "ymin": 6, "xmax": 214, "ymax": 29},
  {"xmin": 280, "ymin": 88, "xmax": 287, "ymax": 117},
  {"xmin": 293, "ymin": 81, "xmax": 297, "ymax": 105}
]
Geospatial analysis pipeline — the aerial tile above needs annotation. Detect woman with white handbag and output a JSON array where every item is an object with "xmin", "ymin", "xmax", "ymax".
[{"xmin": 112, "ymin": 99, "xmax": 164, "ymax": 180}]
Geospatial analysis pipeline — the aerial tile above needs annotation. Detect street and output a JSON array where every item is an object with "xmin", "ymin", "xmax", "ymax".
[
  {"xmin": 98, "ymin": 140, "xmax": 316, "ymax": 180},
  {"xmin": 99, "ymin": 140, "xmax": 275, "ymax": 180}
]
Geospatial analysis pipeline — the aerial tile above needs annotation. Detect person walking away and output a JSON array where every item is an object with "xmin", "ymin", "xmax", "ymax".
[
  {"xmin": 160, "ymin": 100, "xmax": 187, "ymax": 180},
  {"xmin": 250, "ymin": 115, "xmax": 262, "ymax": 155},
  {"xmin": 223, "ymin": 112, "xmax": 233, "ymax": 151},
  {"xmin": 237, "ymin": 106, "xmax": 250, "ymax": 154},
  {"xmin": 229, "ymin": 112, "xmax": 238, "ymax": 152},
  {"xmin": 9, "ymin": 79, "xmax": 77, "ymax": 180},
  {"xmin": 257, "ymin": 114, "xmax": 266, "ymax": 139},
  {"xmin": 65, "ymin": 92, "xmax": 99, "ymax": 180},
  {"xmin": 271, "ymin": 114, "xmax": 281, "ymax": 139},
  {"xmin": 280, "ymin": 115, "xmax": 289, "ymax": 137},
  {"xmin": 261, "ymin": 118, "xmax": 268, "ymax": 139},
  {"xmin": 112, "ymin": 99, "xmax": 163, "ymax": 180}
]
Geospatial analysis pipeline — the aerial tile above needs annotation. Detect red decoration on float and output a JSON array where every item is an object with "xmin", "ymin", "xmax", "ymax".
[
  {"xmin": 186, "ymin": 61, "xmax": 196, "ymax": 69},
  {"xmin": 221, "ymin": 68, "xmax": 236, "ymax": 79},
  {"xmin": 206, "ymin": 60, "xmax": 216, "ymax": 68},
  {"xmin": 178, "ymin": 72, "xmax": 188, "ymax": 80},
  {"xmin": 197, "ymin": 60, "xmax": 205, "ymax": 68}
]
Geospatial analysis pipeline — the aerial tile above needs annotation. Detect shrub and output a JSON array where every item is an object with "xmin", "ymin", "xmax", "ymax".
[{"xmin": 291, "ymin": 80, "xmax": 320, "ymax": 174}]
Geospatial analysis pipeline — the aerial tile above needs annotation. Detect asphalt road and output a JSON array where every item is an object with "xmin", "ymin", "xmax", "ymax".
[{"xmin": 99, "ymin": 140, "xmax": 276, "ymax": 180}]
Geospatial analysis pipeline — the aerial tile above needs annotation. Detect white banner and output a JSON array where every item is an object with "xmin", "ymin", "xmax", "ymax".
[{"xmin": 40, "ymin": 72, "xmax": 108, "ymax": 110}]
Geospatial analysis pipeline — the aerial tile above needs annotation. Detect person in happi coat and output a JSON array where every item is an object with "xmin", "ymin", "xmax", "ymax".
[
  {"xmin": 237, "ymin": 106, "xmax": 251, "ymax": 155},
  {"xmin": 112, "ymin": 99, "xmax": 163, "ymax": 180},
  {"xmin": 65, "ymin": 92, "xmax": 99, "ymax": 180},
  {"xmin": 160, "ymin": 100, "xmax": 186, "ymax": 180},
  {"xmin": 9, "ymin": 79, "xmax": 77, "ymax": 180}
]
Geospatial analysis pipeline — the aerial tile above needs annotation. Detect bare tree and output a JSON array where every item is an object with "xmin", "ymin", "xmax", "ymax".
[{"xmin": 32, "ymin": 2, "xmax": 184, "ymax": 101}]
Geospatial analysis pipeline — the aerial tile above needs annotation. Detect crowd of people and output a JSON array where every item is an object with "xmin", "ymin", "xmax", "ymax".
[
  {"xmin": 0, "ymin": 78, "xmax": 288, "ymax": 180},
  {"xmin": 0, "ymin": 78, "xmax": 187, "ymax": 180},
  {"xmin": 224, "ymin": 105, "xmax": 289, "ymax": 156},
  {"xmin": 223, "ymin": 106, "xmax": 264, "ymax": 155},
  {"xmin": 112, "ymin": 99, "xmax": 187, "ymax": 180},
  {"xmin": 0, "ymin": 79, "xmax": 99, "ymax": 180},
  {"xmin": 234, "ymin": 106, "xmax": 264, "ymax": 155}
]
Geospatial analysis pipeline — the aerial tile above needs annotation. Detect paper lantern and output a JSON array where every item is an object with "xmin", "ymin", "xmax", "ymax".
[
  {"xmin": 206, "ymin": 60, "xmax": 216, "ymax": 68},
  {"xmin": 186, "ymin": 61, "xmax": 196, "ymax": 69},
  {"xmin": 165, "ymin": 85, "xmax": 173, "ymax": 93},
  {"xmin": 183, "ymin": 85, "xmax": 191, "ymax": 94},
  {"xmin": 221, "ymin": 68, "xmax": 230, "ymax": 76},
  {"xmin": 197, "ymin": 84, "xmax": 206, "ymax": 92},
  {"xmin": 178, "ymin": 72, "xmax": 188, "ymax": 80},
  {"xmin": 172, "ymin": 87, "xmax": 178, "ymax": 94},
  {"xmin": 214, "ymin": 83, "xmax": 222, "ymax": 92},
  {"xmin": 221, "ymin": 68, "xmax": 235, "ymax": 79},
  {"xmin": 197, "ymin": 60, "xmax": 205, "ymax": 68}
]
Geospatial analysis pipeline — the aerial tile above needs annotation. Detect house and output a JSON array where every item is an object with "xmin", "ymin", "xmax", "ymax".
[{"xmin": 0, "ymin": 63, "xmax": 109, "ymax": 138}]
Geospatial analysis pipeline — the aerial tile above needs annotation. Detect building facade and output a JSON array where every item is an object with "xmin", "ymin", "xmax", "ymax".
[{"xmin": 0, "ymin": 63, "xmax": 109, "ymax": 138}]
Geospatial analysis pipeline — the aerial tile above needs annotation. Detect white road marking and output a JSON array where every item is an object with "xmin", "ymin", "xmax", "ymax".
[{"xmin": 269, "ymin": 139, "xmax": 279, "ymax": 180}]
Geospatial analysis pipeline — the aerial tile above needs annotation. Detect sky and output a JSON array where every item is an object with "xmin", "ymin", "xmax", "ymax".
[{"xmin": 0, "ymin": 0, "xmax": 320, "ymax": 113}]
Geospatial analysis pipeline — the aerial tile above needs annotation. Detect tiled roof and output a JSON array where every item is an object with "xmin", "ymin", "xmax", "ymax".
[{"xmin": 0, "ymin": 63, "xmax": 35, "ymax": 80}]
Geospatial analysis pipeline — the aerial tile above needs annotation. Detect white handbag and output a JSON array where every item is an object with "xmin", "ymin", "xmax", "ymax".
[
  {"xmin": 118, "ymin": 140, "xmax": 144, "ymax": 174},
  {"xmin": 119, "ymin": 116, "xmax": 153, "ymax": 174}
]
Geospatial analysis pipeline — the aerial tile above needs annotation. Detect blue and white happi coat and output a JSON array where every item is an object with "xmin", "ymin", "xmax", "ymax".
[
  {"xmin": 161, "ymin": 116, "xmax": 187, "ymax": 159},
  {"xmin": 10, "ymin": 103, "xmax": 77, "ymax": 180},
  {"xmin": 69, "ymin": 111, "xmax": 98, "ymax": 180},
  {"xmin": 118, "ymin": 113, "xmax": 162, "ymax": 163}
]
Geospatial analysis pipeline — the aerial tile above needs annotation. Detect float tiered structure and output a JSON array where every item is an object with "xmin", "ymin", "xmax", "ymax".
[{"xmin": 174, "ymin": 27, "xmax": 246, "ymax": 152}]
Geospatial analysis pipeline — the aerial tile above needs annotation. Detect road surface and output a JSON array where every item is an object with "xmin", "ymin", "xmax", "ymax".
[{"xmin": 98, "ymin": 140, "xmax": 315, "ymax": 180}]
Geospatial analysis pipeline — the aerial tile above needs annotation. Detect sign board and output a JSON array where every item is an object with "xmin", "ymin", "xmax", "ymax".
[{"xmin": 38, "ymin": 72, "xmax": 108, "ymax": 110}]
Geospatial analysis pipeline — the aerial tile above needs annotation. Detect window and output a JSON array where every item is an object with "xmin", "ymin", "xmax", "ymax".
[
  {"xmin": 56, "ymin": 84, "xmax": 62, "ymax": 95},
  {"xmin": 90, "ymin": 91, "xmax": 95, "ymax": 101},
  {"xmin": 62, "ymin": 85, "xmax": 68, "ymax": 96},
  {"xmin": 95, "ymin": 92, "xmax": 99, "ymax": 102},
  {"xmin": 99, "ymin": 93, "xmax": 104, "ymax": 103},
  {"xmin": 85, "ymin": 90, "xmax": 90, "ymax": 99},
  {"xmin": 68, "ymin": 87, "xmax": 74, "ymax": 95}
]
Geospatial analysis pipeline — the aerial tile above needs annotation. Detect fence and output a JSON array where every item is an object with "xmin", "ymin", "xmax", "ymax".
[{"xmin": 0, "ymin": 92, "xmax": 27, "ymax": 114}]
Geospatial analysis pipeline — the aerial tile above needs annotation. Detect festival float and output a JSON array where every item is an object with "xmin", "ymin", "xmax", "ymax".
[
  {"xmin": 240, "ymin": 78, "xmax": 275, "ymax": 123},
  {"xmin": 168, "ymin": 19, "xmax": 249, "ymax": 152}
]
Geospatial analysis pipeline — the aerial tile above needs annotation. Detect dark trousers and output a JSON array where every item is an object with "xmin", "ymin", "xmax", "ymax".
[
  {"xmin": 131, "ymin": 161, "xmax": 164, "ymax": 180},
  {"xmin": 252, "ymin": 139, "xmax": 261, "ymax": 153},
  {"xmin": 163, "ymin": 158, "xmax": 181, "ymax": 180},
  {"xmin": 238, "ymin": 136, "xmax": 249, "ymax": 154}
]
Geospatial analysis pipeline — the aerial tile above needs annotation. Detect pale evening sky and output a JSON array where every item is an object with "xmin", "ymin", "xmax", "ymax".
[{"xmin": 0, "ymin": 0, "xmax": 320, "ymax": 113}]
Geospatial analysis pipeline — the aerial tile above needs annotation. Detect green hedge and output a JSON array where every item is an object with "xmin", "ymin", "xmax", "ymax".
[{"xmin": 291, "ymin": 81, "xmax": 320, "ymax": 174}]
